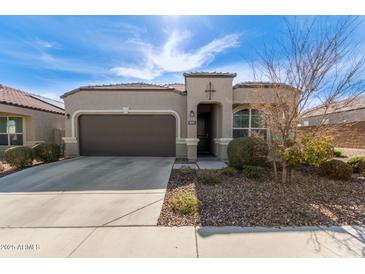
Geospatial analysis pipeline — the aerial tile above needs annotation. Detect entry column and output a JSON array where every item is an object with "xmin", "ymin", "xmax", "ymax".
[
  {"xmin": 215, "ymin": 105, "xmax": 233, "ymax": 160},
  {"xmin": 186, "ymin": 104, "xmax": 199, "ymax": 162}
]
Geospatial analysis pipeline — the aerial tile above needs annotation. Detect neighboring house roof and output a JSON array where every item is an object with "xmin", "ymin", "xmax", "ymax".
[
  {"xmin": 183, "ymin": 72, "xmax": 237, "ymax": 77},
  {"xmin": 303, "ymin": 95, "xmax": 365, "ymax": 118},
  {"xmin": 30, "ymin": 93, "xmax": 65, "ymax": 110},
  {"xmin": 165, "ymin": 83, "xmax": 186, "ymax": 92},
  {"xmin": 0, "ymin": 84, "xmax": 64, "ymax": 115}
]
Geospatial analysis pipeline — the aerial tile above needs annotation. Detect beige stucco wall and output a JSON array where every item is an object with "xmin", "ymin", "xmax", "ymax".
[
  {"xmin": 0, "ymin": 104, "xmax": 65, "ymax": 146},
  {"xmin": 233, "ymin": 86, "xmax": 297, "ymax": 106},
  {"xmin": 63, "ymin": 89, "xmax": 187, "ymax": 157},
  {"xmin": 185, "ymin": 76, "xmax": 235, "ymax": 160}
]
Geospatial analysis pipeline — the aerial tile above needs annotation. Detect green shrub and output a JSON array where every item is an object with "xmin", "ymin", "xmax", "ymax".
[
  {"xmin": 319, "ymin": 159, "xmax": 353, "ymax": 180},
  {"xmin": 4, "ymin": 146, "xmax": 34, "ymax": 168},
  {"xmin": 219, "ymin": 166, "xmax": 239, "ymax": 176},
  {"xmin": 242, "ymin": 165, "xmax": 266, "ymax": 179},
  {"xmin": 347, "ymin": 156, "xmax": 365, "ymax": 173},
  {"xmin": 178, "ymin": 165, "xmax": 196, "ymax": 175},
  {"xmin": 360, "ymin": 171, "xmax": 365, "ymax": 178},
  {"xmin": 333, "ymin": 148, "xmax": 345, "ymax": 158},
  {"xmin": 301, "ymin": 135, "xmax": 334, "ymax": 166},
  {"xmin": 284, "ymin": 144, "xmax": 303, "ymax": 169},
  {"xmin": 32, "ymin": 143, "xmax": 60, "ymax": 163},
  {"xmin": 227, "ymin": 137, "xmax": 269, "ymax": 168},
  {"xmin": 170, "ymin": 191, "xmax": 201, "ymax": 215},
  {"xmin": 197, "ymin": 170, "xmax": 222, "ymax": 184}
]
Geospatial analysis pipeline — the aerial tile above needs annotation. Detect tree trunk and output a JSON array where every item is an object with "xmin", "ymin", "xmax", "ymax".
[
  {"xmin": 272, "ymin": 159, "xmax": 278, "ymax": 181},
  {"xmin": 288, "ymin": 168, "xmax": 293, "ymax": 183},
  {"xmin": 268, "ymin": 127, "xmax": 278, "ymax": 180},
  {"xmin": 282, "ymin": 161, "xmax": 288, "ymax": 184}
]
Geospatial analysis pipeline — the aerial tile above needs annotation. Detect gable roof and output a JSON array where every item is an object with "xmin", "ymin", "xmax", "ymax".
[
  {"xmin": 61, "ymin": 82, "xmax": 185, "ymax": 98},
  {"xmin": 0, "ymin": 84, "xmax": 64, "ymax": 115},
  {"xmin": 303, "ymin": 95, "xmax": 365, "ymax": 118}
]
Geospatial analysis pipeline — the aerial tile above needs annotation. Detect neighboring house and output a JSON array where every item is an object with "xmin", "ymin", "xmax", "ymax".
[
  {"xmin": 0, "ymin": 84, "xmax": 65, "ymax": 152},
  {"xmin": 301, "ymin": 95, "xmax": 365, "ymax": 126},
  {"xmin": 61, "ymin": 72, "xmax": 296, "ymax": 161},
  {"xmin": 300, "ymin": 95, "xmax": 365, "ymax": 149}
]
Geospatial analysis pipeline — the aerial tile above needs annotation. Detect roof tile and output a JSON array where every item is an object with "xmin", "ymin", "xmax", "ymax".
[
  {"xmin": 184, "ymin": 72, "xmax": 237, "ymax": 77},
  {"xmin": 0, "ymin": 84, "xmax": 64, "ymax": 115}
]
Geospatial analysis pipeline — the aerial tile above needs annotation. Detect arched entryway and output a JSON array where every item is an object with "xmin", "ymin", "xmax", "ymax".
[{"xmin": 197, "ymin": 102, "xmax": 222, "ymax": 156}]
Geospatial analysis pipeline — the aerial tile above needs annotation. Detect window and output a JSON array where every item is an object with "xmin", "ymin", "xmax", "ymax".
[
  {"xmin": 0, "ymin": 116, "xmax": 23, "ymax": 146},
  {"xmin": 303, "ymin": 120, "xmax": 309, "ymax": 126},
  {"xmin": 233, "ymin": 109, "xmax": 268, "ymax": 141}
]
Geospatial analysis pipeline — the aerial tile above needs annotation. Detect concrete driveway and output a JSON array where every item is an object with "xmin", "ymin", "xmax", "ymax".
[{"xmin": 0, "ymin": 157, "xmax": 174, "ymax": 227}]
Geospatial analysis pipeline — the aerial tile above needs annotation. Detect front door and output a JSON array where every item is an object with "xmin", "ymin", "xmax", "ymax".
[{"xmin": 197, "ymin": 112, "xmax": 211, "ymax": 154}]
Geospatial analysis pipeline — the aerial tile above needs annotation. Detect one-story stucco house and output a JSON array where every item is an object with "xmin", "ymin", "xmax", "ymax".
[
  {"xmin": 61, "ymin": 72, "xmax": 296, "ymax": 161},
  {"xmin": 0, "ymin": 84, "xmax": 65, "ymax": 153}
]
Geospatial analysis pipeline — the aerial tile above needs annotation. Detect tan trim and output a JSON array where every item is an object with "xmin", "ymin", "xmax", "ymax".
[
  {"xmin": 62, "ymin": 137, "xmax": 77, "ymax": 143},
  {"xmin": 185, "ymin": 138, "xmax": 200, "ymax": 145},
  {"xmin": 213, "ymin": 138, "xmax": 233, "ymax": 145},
  {"xmin": 176, "ymin": 139, "xmax": 187, "ymax": 145},
  {"xmin": 233, "ymin": 105, "xmax": 251, "ymax": 113}
]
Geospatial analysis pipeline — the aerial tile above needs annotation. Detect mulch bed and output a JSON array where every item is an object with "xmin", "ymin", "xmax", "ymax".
[{"xmin": 158, "ymin": 168, "xmax": 365, "ymax": 227}]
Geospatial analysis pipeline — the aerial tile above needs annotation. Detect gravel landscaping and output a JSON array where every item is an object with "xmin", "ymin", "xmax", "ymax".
[
  {"xmin": 0, "ymin": 161, "xmax": 42, "ymax": 178},
  {"xmin": 158, "ymin": 167, "xmax": 365, "ymax": 227},
  {"xmin": 0, "ymin": 157, "xmax": 71, "ymax": 178}
]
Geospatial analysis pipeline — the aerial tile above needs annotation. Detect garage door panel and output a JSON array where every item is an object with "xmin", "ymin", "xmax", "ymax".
[{"xmin": 79, "ymin": 115, "xmax": 176, "ymax": 156}]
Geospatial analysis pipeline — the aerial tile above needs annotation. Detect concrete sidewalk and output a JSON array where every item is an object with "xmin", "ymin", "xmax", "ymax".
[{"xmin": 0, "ymin": 225, "xmax": 364, "ymax": 258}]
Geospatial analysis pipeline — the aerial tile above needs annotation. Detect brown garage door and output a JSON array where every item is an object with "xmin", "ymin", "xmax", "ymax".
[{"xmin": 78, "ymin": 114, "xmax": 176, "ymax": 156}]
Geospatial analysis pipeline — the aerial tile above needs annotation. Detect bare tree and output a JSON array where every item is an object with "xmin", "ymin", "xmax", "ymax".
[{"xmin": 250, "ymin": 16, "xmax": 365, "ymax": 183}]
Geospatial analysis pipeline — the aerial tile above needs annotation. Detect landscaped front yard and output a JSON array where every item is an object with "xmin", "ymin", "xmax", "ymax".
[
  {"xmin": 158, "ymin": 167, "xmax": 365, "ymax": 227},
  {"xmin": 0, "ymin": 143, "xmax": 65, "ymax": 177}
]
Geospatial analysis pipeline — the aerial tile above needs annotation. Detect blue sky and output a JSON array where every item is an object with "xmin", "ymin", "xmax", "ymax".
[{"xmin": 0, "ymin": 16, "xmax": 364, "ymax": 100}]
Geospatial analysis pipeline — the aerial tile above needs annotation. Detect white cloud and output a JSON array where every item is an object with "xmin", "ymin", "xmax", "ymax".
[
  {"xmin": 110, "ymin": 30, "xmax": 240, "ymax": 80},
  {"xmin": 34, "ymin": 39, "xmax": 58, "ymax": 49},
  {"xmin": 210, "ymin": 62, "xmax": 267, "ymax": 83},
  {"xmin": 37, "ymin": 52, "xmax": 106, "ymax": 74},
  {"xmin": 110, "ymin": 65, "xmax": 162, "ymax": 81}
]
